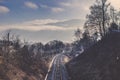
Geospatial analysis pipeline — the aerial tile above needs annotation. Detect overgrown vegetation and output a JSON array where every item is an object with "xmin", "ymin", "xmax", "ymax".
[
  {"xmin": 0, "ymin": 30, "xmax": 59, "ymax": 80},
  {"xmin": 67, "ymin": 0, "xmax": 120, "ymax": 80},
  {"xmin": 72, "ymin": 0, "xmax": 120, "ymax": 55},
  {"xmin": 0, "ymin": 0, "xmax": 120, "ymax": 80}
]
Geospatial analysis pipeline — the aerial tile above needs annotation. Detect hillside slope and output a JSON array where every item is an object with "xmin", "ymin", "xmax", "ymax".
[
  {"xmin": 67, "ymin": 32, "xmax": 120, "ymax": 80},
  {"xmin": 0, "ymin": 47, "xmax": 51, "ymax": 80}
]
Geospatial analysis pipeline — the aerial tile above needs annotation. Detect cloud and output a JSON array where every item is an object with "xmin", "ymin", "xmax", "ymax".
[
  {"xmin": 60, "ymin": 0, "xmax": 120, "ymax": 11},
  {"xmin": 0, "ymin": 6, "xmax": 10, "ymax": 14},
  {"xmin": 25, "ymin": 19, "xmax": 59, "ymax": 25},
  {"xmin": 10, "ymin": 24, "xmax": 66, "ymax": 31},
  {"xmin": 51, "ymin": 7, "xmax": 64, "ymax": 13},
  {"xmin": 0, "ymin": 19, "xmax": 77, "ymax": 31},
  {"xmin": 0, "ymin": 18, "xmax": 82, "ymax": 31},
  {"xmin": 39, "ymin": 4, "xmax": 64, "ymax": 13},
  {"xmin": 60, "ymin": 2, "xmax": 71, "ymax": 7},
  {"xmin": 0, "ymin": 18, "xmax": 84, "ymax": 33},
  {"xmin": 46, "ymin": 19, "xmax": 84, "ymax": 29},
  {"xmin": 24, "ymin": 1, "xmax": 38, "ymax": 9},
  {"xmin": 40, "ymin": 4, "xmax": 64, "ymax": 13},
  {"xmin": 60, "ymin": 0, "xmax": 93, "ymax": 11},
  {"xmin": 40, "ymin": 4, "xmax": 49, "ymax": 8},
  {"xmin": 59, "ymin": 0, "xmax": 95, "ymax": 19},
  {"xmin": 60, "ymin": 1, "xmax": 81, "ymax": 8}
]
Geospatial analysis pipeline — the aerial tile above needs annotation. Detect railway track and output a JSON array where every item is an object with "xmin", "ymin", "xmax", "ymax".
[
  {"xmin": 45, "ymin": 54, "xmax": 68, "ymax": 80},
  {"xmin": 54, "ymin": 55, "xmax": 63, "ymax": 80}
]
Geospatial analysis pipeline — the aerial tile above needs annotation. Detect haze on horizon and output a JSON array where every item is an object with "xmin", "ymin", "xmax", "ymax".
[{"xmin": 0, "ymin": 0, "xmax": 119, "ymax": 43}]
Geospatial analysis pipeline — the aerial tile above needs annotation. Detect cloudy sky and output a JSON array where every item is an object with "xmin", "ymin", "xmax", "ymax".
[{"xmin": 0, "ymin": 0, "xmax": 120, "ymax": 43}]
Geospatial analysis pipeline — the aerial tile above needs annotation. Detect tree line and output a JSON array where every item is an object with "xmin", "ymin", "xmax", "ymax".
[{"xmin": 74, "ymin": 0, "xmax": 120, "ymax": 51}]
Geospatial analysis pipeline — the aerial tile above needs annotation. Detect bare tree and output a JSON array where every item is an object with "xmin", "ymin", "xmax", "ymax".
[
  {"xmin": 2, "ymin": 30, "xmax": 12, "ymax": 57},
  {"xmin": 1, "ymin": 30, "xmax": 21, "ymax": 62},
  {"xmin": 12, "ymin": 35, "xmax": 21, "ymax": 49},
  {"xmin": 84, "ymin": 0, "xmax": 110, "ymax": 37},
  {"xmin": 74, "ymin": 28, "xmax": 82, "ymax": 41},
  {"xmin": 110, "ymin": 6, "xmax": 116, "ymax": 23}
]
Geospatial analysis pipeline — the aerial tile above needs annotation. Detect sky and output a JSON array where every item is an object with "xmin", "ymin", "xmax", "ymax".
[{"xmin": 0, "ymin": 0, "xmax": 120, "ymax": 43}]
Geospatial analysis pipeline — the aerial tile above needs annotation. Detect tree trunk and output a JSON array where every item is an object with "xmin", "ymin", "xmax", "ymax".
[
  {"xmin": 99, "ymin": 22, "xmax": 103, "ymax": 37},
  {"xmin": 102, "ymin": 0, "xmax": 106, "ymax": 36}
]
